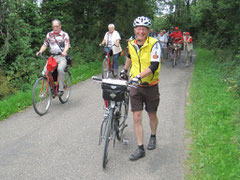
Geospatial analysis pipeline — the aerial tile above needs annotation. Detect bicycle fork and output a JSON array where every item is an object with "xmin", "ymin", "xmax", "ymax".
[{"xmin": 99, "ymin": 101, "xmax": 115, "ymax": 145}]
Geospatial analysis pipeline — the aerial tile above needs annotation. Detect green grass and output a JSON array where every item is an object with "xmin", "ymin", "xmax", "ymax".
[
  {"xmin": 185, "ymin": 49, "xmax": 240, "ymax": 179},
  {"xmin": 0, "ymin": 60, "xmax": 102, "ymax": 121}
]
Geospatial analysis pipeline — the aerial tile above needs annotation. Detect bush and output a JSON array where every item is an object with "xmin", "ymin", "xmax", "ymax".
[
  {"xmin": 0, "ymin": 70, "xmax": 14, "ymax": 100},
  {"xmin": 214, "ymin": 48, "xmax": 240, "ymax": 96},
  {"xmin": 70, "ymin": 38, "xmax": 102, "ymax": 66}
]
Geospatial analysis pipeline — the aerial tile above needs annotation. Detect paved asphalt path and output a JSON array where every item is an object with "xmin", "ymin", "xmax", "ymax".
[{"xmin": 0, "ymin": 52, "xmax": 196, "ymax": 180}]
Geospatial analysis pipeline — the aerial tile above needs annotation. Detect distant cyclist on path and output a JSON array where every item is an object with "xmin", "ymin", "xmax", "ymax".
[{"xmin": 169, "ymin": 27, "xmax": 183, "ymax": 57}]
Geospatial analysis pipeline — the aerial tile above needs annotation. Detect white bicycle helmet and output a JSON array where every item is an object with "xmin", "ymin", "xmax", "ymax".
[{"xmin": 133, "ymin": 16, "xmax": 152, "ymax": 28}]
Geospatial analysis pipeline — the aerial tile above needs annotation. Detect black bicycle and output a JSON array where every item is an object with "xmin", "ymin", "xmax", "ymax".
[{"xmin": 92, "ymin": 76, "xmax": 133, "ymax": 168}]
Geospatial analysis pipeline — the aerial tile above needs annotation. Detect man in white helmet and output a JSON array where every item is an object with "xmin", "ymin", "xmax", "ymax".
[{"xmin": 120, "ymin": 16, "xmax": 161, "ymax": 161}]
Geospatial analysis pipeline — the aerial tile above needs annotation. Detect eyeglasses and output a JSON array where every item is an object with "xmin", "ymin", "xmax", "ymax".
[
  {"xmin": 135, "ymin": 27, "xmax": 148, "ymax": 32},
  {"xmin": 52, "ymin": 25, "xmax": 60, "ymax": 28}
]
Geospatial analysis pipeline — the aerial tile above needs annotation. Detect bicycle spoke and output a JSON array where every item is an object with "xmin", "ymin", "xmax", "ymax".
[{"xmin": 32, "ymin": 77, "xmax": 52, "ymax": 115}]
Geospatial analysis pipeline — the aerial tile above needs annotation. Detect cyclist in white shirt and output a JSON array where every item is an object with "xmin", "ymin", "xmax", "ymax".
[
  {"xmin": 158, "ymin": 30, "xmax": 168, "ymax": 63},
  {"xmin": 99, "ymin": 24, "xmax": 122, "ymax": 77},
  {"xmin": 36, "ymin": 19, "xmax": 70, "ymax": 96}
]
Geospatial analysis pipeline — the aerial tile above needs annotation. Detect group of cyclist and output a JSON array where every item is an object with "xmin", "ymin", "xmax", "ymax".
[
  {"xmin": 146, "ymin": 26, "xmax": 194, "ymax": 67},
  {"xmin": 168, "ymin": 27, "xmax": 194, "ymax": 66},
  {"xmin": 35, "ymin": 16, "xmax": 192, "ymax": 161}
]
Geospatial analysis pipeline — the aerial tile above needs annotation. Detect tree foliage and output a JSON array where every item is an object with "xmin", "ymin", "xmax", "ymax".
[
  {"xmin": 156, "ymin": 0, "xmax": 240, "ymax": 49},
  {"xmin": 1, "ymin": 0, "xmax": 239, "ymax": 99},
  {"xmin": 0, "ymin": 0, "xmax": 155, "ymax": 99}
]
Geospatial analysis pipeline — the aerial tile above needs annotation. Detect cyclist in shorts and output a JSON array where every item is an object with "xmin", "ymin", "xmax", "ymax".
[{"xmin": 120, "ymin": 16, "xmax": 161, "ymax": 161}]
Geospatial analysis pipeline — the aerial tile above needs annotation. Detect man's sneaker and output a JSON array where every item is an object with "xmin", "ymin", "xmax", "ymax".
[
  {"xmin": 147, "ymin": 137, "xmax": 156, "ymax": 150},
  {"xmin": 129, "ymin": 148, "xmax": 145, "ymax": 161},
  {"xmin": 56, "ymin": 91, "xmax": 64, "ymax": 96}
]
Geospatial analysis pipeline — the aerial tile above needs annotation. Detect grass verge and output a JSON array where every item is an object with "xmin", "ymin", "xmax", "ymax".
[
  {"xmin": 185, "ymin": 49, "xmax": 240, "ymax": 179},
  {"xmin": 0, "ymin": 60, "xmax": 102, "ymax": 121}
]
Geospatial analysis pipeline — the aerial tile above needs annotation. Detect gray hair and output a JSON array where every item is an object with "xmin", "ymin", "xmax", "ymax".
[
  {"xmin": 52, "ymin": 19, "xmax": 61, "ymax": 26},
  {"xmin": 108, "ymin": 24, "xmax": 115, "ymax": 29}
]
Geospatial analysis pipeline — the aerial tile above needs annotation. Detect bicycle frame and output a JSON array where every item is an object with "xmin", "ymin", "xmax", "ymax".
[
  {"xmin": 173, "ymin": 43, "xmax": 179, "ymax": 59},
  {"xmin": 46, "ymin": 70, "xmax": 59, "ymax": 95},
  {"xmin": 92, "ymin": 76, "xmax": 131, "ymax": 168},
  {"xmin": 106, "ymin": 51, "xmax": 113, "ymax": 71}
]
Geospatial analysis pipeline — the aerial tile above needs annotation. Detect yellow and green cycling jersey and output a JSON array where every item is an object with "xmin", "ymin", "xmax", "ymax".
[{"xmin": 128, "ymin": 36, "xmax": 161, "ymax": 85}]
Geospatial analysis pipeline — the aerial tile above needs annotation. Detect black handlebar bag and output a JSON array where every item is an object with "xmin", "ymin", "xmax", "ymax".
[{"xmin": 101, "ymin": 83, "xmax": 127, "ymax": 102}]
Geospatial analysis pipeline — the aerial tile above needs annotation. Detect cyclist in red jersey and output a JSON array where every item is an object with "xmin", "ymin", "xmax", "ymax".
[
  {"xmin": 169, "ymin": 27, "xmax": 183, "ymax": 43},
  {"xmin": 169, "ymin": 27, "xmax": 183, "ymax": 57}
]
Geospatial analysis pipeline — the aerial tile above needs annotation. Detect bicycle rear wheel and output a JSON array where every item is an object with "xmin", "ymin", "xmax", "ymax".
[
  {"xmin": 102, "ymin": 58, "xmax": 109, "ymax": 79},
  {"xmin": 117, "ymin": 92, "xmax": 129, "ymax": 141},
  {"xmin": 32, "ymin": 77, "xmax": 52, "ymax": 116},
  {"xmin": 103, "ymin": 108, "xmax": 113, "ymax": 169},
  {"xmin": 59, "ymin": 71, "xmax": 71, "ymax": 103}
]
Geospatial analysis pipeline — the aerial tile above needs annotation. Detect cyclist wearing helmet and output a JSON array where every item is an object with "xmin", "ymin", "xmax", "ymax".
[
  {"xmin": 120, "ymin": 16, "xmax": 161, "ymax": 161},
  {"xmin": 169, "ymin": 27, "xmax": 183, "ymax": 56}
]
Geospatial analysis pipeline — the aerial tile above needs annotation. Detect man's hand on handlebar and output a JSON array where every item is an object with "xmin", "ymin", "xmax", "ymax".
[
  {"xmin": 61, "ymin": 51, "xmax": 67, "ymax": 56},
  {"xmin": 120, "ymin": 69, "xmax": 128, "ymax": 80},
  {"xmin": 130, "ymin": 77, "xmax": 140, "ymax": 86},
  {"xmin": 130, "ymin": 74, "xmax": 141, "ymax": 86},
  {"xmin": 36, "ymin": 51, "xmax": 42, "ymax": 57}
]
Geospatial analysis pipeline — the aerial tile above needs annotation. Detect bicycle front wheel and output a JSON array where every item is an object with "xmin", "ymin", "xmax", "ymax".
[
  {"xmin": 172, "ymin": 51, "xmax": 177, "ymax": 67},
  {"xmin": 102, "ymin": 58, "xmax": 109, "ymax": 79},
  {"xmin": 32, "ymin": 77, "xmax": 52, "ymax": 116},
  {"xmin": 103, "ymin": 108, "xmax": 113, "ymax": 169},
  {"xmin": 117, "ymin": 92, "xmax": 129, "ymax": 141},
  {"xmin": 59, "ymin": 71, "xmax": 71, "ymax": 103}
]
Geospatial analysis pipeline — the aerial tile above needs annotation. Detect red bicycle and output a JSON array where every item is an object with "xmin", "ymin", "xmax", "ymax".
[
  {"xmin": 32, "ymin": 55, "xmax": 71, "ymax": 115},
  {"xmin": 102, "ymin": 45, "xmax": 119, "ymax": 79},
  {"xmin": 102, "ymin": 51, "xmax": 113, "ymax": 79},
  {"xmin": 171, "ymin": 42, "xmax": 182, "ymax": 67}
]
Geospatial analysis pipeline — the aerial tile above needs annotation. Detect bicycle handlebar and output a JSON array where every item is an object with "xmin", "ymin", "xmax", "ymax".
[
  {"xmin": 92, "ymin": 76, "xmax": 137, "ymax": 88},
  {"xmin": 100, "ymin": 44, "xmax": 117, "ymax": 48},
  {"xmin": 37, "ymin": 52, "xmax": 62, "ymax": 59},
  {"xmin": 37, "ymin": 54, "xmax": 48, "ymax": 59}
]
